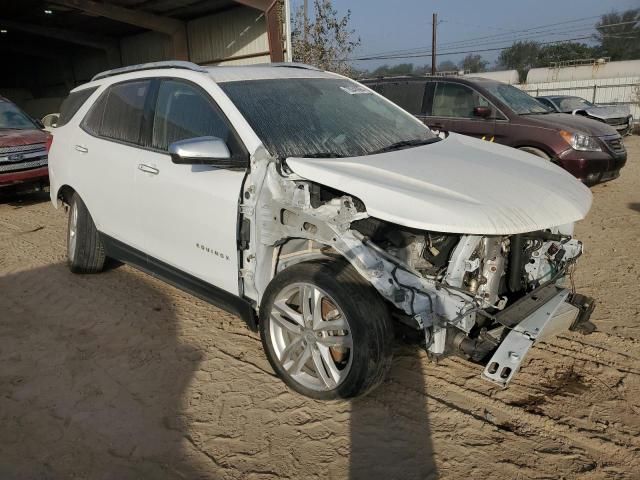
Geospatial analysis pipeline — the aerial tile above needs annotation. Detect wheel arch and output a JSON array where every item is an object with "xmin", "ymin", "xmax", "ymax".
[{"xmin": 56, "ymin": 184, "xmax": 76, "ymax": 208}]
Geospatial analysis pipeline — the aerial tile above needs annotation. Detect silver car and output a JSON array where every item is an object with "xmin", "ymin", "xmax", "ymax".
[{"xmin": 537, "ymin": 95, "xmax": 633, "ymax": 136}]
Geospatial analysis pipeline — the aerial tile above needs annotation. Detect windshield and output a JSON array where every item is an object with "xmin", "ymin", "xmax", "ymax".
[
  {"xmin": 483, "ymin": 83, "xmax": 552, "ymax": 115},
  {"xmin": 220, "ymin": 78, "xmax": 437, "ymax": 159},
  {"xmin": 0, "ymin": 101, "xmax": 37, "ymax": 130},
  {"xmin": 556, "ymin": 97, "xmax": 593, "ymax": 111}
]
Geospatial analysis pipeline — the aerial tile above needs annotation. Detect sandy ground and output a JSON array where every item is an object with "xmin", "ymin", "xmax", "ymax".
[{"xmin": 1, "ymin": 137, "xmax": 639, "ymax": 480}]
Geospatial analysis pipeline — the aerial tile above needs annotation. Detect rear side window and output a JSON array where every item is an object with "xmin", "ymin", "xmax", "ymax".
[
  {"xmin": 57, "ymin": 87, "xmax": 98, "ymax": 127},
  {"xmin": 151, "ymin": 79, "xmax": 231, "ymax": 151},
  {"xmin": 374, "ymin": 81, "xmax": 427, "ymax": 115},
  {"xmin": 82, "ymin": 80, "xmax": 150, "ymax": 145}
]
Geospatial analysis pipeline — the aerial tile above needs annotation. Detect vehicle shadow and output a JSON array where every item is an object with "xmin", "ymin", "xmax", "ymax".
[
  {"xmin": 0, "ymin": 263, "xmax": 205, "ymax": 479},
  {"xmin": 349, "ymin": 345, "xmax": 438, "ymax": 480},
  {"xmin": 0, "ymin": 187, "xmax": 50, "ymax": 207},
  {"xmin": 1, "ymin": 261, "xmax": 438, "ymax": 478},
  {"xmin": 628, "ymin": 202, "xmax": 640, "ymax": 213},
  {"xmin": 311, "ymin": 258, "xmax": 438, "ymax": 479}
]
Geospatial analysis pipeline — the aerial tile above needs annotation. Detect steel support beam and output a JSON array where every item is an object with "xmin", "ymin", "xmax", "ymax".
[
  {"xmin": 50, "ymin": 0, "xmax": 189, "ymax": 60},
  {"xmin": 0, "ymin": 19, "xmax": 120, "ymax": 67},
  {"xmin": 234, "ymin": 0, "xmax": 285, "ymax": 62}
]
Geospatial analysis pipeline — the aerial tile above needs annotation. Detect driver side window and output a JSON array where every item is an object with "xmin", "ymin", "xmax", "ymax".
[
  {"xmin": 432, "ymin": 82, "xmax": 496, "ymax": 119},
  {"xmin": 152, "ymin": 80, "xmax": 232, "ymax": 151}
]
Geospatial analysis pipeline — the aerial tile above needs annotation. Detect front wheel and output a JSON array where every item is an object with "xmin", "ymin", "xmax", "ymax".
[
  {"xmin": 518, "ymin": 146, "xmax": 550, "ymax": 160},
  {"xmin": 260, "ymin": 260, "xmax": 394, "ymax": 399}
]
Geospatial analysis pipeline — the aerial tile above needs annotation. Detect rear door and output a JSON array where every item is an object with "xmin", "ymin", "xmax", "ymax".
[
  {"xmin": 76, "ymin": 79, "xmax": 151, "ymax": 249},
  {"xmin": 371, "ymin": 79, "xmax": 427, "ymax": 117},
  {"xmin": 135, "ymin": 78, "xmax": 248, "ymax": 295},
  {"xmin": 426, "ymin": 81, "xmax": 497, "ymax": 140}
]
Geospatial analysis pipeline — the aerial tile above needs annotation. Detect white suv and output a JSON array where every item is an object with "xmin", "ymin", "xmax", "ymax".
[{"xmin": 49, "ymin": 61, "xmax": 596, "ymax": 399}]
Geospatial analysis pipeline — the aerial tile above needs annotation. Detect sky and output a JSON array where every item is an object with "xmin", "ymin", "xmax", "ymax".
[{"xmin": 289, "ymin": 0, "xmax": 640, "ymax": 71}]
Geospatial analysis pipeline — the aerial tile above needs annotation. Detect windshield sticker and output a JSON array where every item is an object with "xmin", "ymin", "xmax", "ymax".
[{"xmin": 339, "ymin": 85, "xmax": 371, "ymax": 95}]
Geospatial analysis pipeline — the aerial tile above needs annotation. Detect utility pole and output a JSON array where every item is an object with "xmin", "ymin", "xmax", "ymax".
[
  {"xmin": 431, "ymin": 12, "xmax": 437, "ymax": 75},
  {"xmin": 303, "ymin": 0, "xmax": 309, "ymax": 44}
]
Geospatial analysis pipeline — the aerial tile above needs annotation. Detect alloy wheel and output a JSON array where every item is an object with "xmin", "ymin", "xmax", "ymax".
[{"xmin": 268, "ymin": 282, "xmax": 353, "ymax": 391}]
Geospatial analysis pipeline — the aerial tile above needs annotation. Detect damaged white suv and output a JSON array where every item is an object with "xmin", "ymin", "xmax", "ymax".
[{"xmin": 49, "ymin": 61, "xmax": 596, "ymax": 399}]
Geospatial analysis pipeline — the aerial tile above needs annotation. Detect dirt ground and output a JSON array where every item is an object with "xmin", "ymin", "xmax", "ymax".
[{"xmin": 1, "ymin": 137, "xmax": 639, "ymax": 480}]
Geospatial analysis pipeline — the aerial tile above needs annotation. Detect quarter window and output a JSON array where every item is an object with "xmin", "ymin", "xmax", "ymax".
[
  {"xmin": 432, "ymin": 82, "xmax": 492, "ymax": 118},
  {"xmin": 152, "ymin": 80, "xmax": 231, "ymax": 151},
  {"xmin": 58, "ymin": 87, "xmax": 98, "ymax": 127}
]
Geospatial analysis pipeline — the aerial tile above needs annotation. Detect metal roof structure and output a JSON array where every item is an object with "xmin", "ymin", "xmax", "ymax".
[{"xmin": 0, "ymin": 0, "xmax": 286, "ymax": 66}]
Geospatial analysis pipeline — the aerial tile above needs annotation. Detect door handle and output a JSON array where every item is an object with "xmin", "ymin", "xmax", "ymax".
[
  {"xmin": 138, "ymin": 164, "xmax": 159, "ymax": 175},
  {"xmin": 75, "ymin": 145, "xmax": 88, "ymax": 153}
]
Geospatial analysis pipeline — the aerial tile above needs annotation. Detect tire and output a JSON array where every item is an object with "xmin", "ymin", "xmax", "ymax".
[
  {"xmin": 518, "ymin": 146, "xmax": 550, "ymax": 160},
  {"xmin": 260, "ymin": 260, "xmax": 394, "ymax": 399},
  {"xmin": 67, "ymin": 192, "xmax": 106, "ymax": 274}
]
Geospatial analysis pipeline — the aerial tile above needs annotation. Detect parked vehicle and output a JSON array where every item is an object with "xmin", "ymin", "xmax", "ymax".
[
  {"xmin": 0, "ymin": 96, "xmax": 51, "ymax": 191},
  {"xmin": 536, "ymin": 95, "xmax": 633, "ymax": 136},
  {"xmin": 49, "ymin": 61, "xmax": 596, "ymax": 399},
  {"xmin": 362, "ymin": 76, "xmax": 627, "ymax": 185}
]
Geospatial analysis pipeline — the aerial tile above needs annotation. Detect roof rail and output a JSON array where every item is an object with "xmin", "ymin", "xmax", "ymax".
[
  {"xmin": 269, "ymin": 62, "xmax": 322, "ymax": 71},
  {"xmin": 92, "ymin": 61, "xmax": 208, "ymax": 81}
]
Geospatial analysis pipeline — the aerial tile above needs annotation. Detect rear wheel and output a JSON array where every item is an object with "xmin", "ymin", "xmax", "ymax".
[
  {"xmin": 260, "ymin": 260, "xmax": 394, "ymax": 399},
  {"xmin": 67, "ymin": 192, "xmax": 105, "ymax": 274},
  {"xmin": 518, "ymin": 146, "xmax": 550, "ymax": 160}
]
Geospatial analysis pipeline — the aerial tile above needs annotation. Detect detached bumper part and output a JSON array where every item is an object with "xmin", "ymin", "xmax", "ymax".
[{"xmin": 482, "ymin": 287, "xmax": 596, "ymax": 387}]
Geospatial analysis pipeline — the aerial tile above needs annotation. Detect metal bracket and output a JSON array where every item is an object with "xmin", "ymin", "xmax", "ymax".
[{"xmin": 482, "ymin": 288, "xmax": 579, "ymax": 387}]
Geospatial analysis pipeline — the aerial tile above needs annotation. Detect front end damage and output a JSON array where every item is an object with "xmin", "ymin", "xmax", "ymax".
[{"xmin": 240, "ymin": 150, "xmax": 595, "ymax": 387}]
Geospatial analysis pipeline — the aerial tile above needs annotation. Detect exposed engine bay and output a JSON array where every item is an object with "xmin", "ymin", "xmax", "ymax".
[{"xmin": 240, "ymin": 151, "xmax": 596, "ymax": 387}]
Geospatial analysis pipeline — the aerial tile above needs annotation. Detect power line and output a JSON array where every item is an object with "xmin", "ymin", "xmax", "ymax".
[
  {"xmin": 353, "ymin": 20, "xmax": 638, "ymax": 63},
  {"xmin": 354, "ymin": 15, "xmax": 637, "ymax": 61},
  {"xmin": 350, "ymin": 35, "xmax": 601, "ymax": 62}
]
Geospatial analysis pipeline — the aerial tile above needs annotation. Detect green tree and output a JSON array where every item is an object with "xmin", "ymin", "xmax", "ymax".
[
  {"xmin": 459, "ymin": 54, "xmax": 488, "ymax": 73},
  {"xmin": 370, "ymin": 63, "xmax": 416, "ymax": 76},
  {"xmin": 291, "ymin": 0, "xmax": 361, "ymax": 76},
  {"xmin": 537, "ymin": 42, "xmax": 599, "ymax": 66},
  {"xmin": 594, "ymin": 9, "xmax": 640, "ymax": 60},
  {"xmin": 497, "ymin": 41, "xmax": 540, "ymax": 82}
]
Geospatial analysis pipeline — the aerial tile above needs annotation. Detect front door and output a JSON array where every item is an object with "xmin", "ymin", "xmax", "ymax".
[
  {"xmin": 426, "ymin": 81, "xmax": 497, "ymax": 141},
  {"xmin": 136, "ymin": 78, "xmax": 248, "ymax": 295}
]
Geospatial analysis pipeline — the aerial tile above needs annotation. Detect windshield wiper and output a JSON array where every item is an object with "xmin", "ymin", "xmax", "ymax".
[
  {"xmin": 370, "ymin": 137, "xmax": 440, "ymax": 155},
  {"xmin": 299, "ymin": 152, "xmax": 347, "ymax": 159},
  {"xmin": 521, "ymin": 111, "xmax": 552, "ymax": 115}
]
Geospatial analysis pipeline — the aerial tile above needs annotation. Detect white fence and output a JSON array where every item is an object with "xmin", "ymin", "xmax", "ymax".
[{"xmin": 518, "ymin": 76, "xmax": 640, "ymax": 123}]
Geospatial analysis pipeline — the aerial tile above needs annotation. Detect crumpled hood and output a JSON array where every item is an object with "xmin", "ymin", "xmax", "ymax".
[
  {"xmin": 580, "ymin": 105, "xmax": 631, "ymax": 120},
  {"xmin": 286, "ymin": 133, "xmax": 592, "ymax": 235}
]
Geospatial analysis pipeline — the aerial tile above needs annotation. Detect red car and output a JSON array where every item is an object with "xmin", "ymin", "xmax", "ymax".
[
  {"xmin": 0, "ymin": 96, "xmax": 51, "ymax": 191},
  {"xmin": 363, "ymin": 76, "xmax": 627, "ymax": 186}
]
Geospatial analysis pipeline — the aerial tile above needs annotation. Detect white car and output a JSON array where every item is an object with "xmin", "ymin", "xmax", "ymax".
[{"xmin": 49, "ymin": 61, "xmax": 596, "ymax": 399}]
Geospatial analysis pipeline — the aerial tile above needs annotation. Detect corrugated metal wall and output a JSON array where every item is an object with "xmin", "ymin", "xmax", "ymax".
[
  {"xmin": 118, "ymin": 5, "xmax": 270, "ymax": 67},
  {"xmin": 120, "ymin": 31, "xmax": 173, "ymax": 65},
  {"xmin": 188, "ymin": 7, "xmax": 270, "ymax": 65}
]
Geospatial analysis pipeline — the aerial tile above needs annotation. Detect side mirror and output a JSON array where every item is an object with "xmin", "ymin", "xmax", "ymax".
[
  {"xmin": 169, "ymin": 136, "xmax": 231, "ymax": 165},
  {"xmin": 473, "ymin": 106, "xmax": 492, "ymax": 119}
]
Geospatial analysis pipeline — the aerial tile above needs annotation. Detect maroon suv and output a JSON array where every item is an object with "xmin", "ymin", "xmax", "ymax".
[
  {"xmin": 363, "ymin": 76, "xmax": 627, "ymax": 185},
  {"xmin": 0, "ymin": 96, "xmax": 51, "ymax": 191}
]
